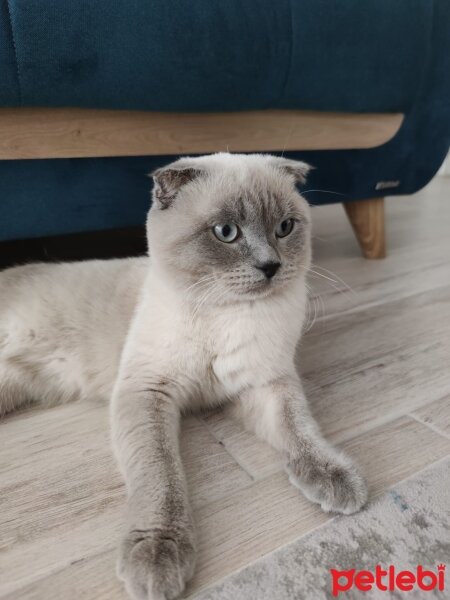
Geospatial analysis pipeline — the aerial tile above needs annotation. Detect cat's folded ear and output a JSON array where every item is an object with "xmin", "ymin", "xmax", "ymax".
[
  {"xmin": 267, "ymin": 156, "xmax": 313, "ymax": 184},
  {"xmin": 150, "ymin": 159, "xmax": 206, "ymax": 209}
]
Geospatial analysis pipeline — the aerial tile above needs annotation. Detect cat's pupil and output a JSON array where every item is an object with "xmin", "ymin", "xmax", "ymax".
[{"xmin": 222, "ymin": 225, "xmax": 231, "ymax": 237}]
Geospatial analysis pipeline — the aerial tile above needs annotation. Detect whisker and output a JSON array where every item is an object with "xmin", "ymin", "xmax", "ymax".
[
  {"xmin": 280, "ymin": 118, "xmax": 297, "ymax": 158},
  {"xmin": 304, "ymin": 282, "xmax": 318, "ymax": 332},
  {"xmin": 301, "ymin": 189, "xmax": 346, "ymax": 197},
  {"xmin": 184, "ymin": 274, "xmax": 217, "ymax": 295},
  {"xmin": 305, "ymin": 293, "xmax": 319, "ymax": 333},
  {"xmin": 309, "ymin": 269, "xmax": 338, "ymax": 284},
  {"xmin": 313, "ymin": 264, "xmax": 359, "ymax": 299},
  {"xmin": 183, "ymin": 275, "xmax": 219, "ymax": 309},
  {"xmin": 190, "ymin": 280, "xmax": 224, "ymax": 324},
  {"xmin": 308, "ymin": 276, "xmax": 355, "ymax": 308}
]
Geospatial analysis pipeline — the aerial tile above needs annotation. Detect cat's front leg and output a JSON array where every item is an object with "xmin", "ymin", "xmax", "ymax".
[
  {"xmin": 111, "ymin": 376, "xmax": 195, "ymax": 600},
  {"xmin": 237, "ymin": 376, "xmax": 368, "ymax": 514}
]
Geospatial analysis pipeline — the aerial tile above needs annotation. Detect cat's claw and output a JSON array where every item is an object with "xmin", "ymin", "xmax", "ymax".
[
  {"xmin": 117, "ymin": 527, "xmax": 196, "ymax": 600},
  {"xmin": 287, "ymin": 455, "xmax": 368, "ymax": 515}
]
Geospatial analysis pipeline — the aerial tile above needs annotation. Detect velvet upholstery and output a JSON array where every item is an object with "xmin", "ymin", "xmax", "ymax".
[
  {"xmin": 0, "ymin": 0, "xmax": 449, "ymax": 241},
  {"xmin": 2, "ymin": 0, "xmax": 432, "ymax": 112}
]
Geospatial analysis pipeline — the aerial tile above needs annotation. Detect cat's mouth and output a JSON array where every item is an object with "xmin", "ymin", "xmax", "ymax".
[{"xmin": 243, "ymin": 277, "xmax": 280, "ymax": 298}]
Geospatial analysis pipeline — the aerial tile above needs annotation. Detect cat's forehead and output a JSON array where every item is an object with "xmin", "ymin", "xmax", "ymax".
[
  {"xmin": 212, "ymin": 190, "xmax": 290, "ymax": 225},
  {"xmin": 153, "ymin": 155, "xmax": 311, "ymax": 231},
  {"xmin": 204, "ymin": 168, "xmax": 306, "ymax": 225}
]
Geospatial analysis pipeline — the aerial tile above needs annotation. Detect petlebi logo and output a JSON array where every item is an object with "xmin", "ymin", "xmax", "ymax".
[{"xmin": 330, "ymin": 564, "xmax": 446, "ymax": 597}]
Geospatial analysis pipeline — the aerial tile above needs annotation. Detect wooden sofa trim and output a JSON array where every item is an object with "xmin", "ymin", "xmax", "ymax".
[{"xmin": 0, "ymin": 108, "xmax": 403, "ymax": 160}]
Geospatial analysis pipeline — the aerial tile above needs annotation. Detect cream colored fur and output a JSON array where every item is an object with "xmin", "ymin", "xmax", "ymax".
[{"xmin": 0, "ymin": 154, "xmax": 367, "ymax": 600}]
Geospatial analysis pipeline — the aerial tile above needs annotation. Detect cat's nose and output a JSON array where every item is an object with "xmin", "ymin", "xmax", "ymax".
[{"xmin": 256, "ymin": 261, "xmax": 281, "ymax": 279}]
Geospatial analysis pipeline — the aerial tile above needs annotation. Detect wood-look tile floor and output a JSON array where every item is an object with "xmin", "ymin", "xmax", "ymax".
[{"xmin": 1, "ymin": 177, "xmax": 450, "ymax": 599}]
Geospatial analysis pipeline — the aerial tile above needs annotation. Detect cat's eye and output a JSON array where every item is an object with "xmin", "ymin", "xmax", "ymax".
[
  {"xmin": 275, "ymin": 218, "xmax": 295, "ymax": 238},
  {"xmin": 213, "ymin": 223, "xmax": 239, "ymax": 243}
]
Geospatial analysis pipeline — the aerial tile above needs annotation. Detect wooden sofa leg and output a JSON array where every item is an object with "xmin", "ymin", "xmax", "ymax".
[{"xmin": 343, "ymin": 197, "xmax": 386, "ymax": 259}]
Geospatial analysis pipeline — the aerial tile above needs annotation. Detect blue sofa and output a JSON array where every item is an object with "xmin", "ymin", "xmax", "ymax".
[{"xmin": 0, "ymin": 0, "xmax": 449, "ymax": 242}]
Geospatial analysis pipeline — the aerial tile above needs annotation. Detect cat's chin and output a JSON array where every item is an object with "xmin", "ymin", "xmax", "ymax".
[
  {"xmin": 211, "ymin": 276, "xmax": 301, "ymax": 305},
  {"xmin": 240, "ymin": 280, "xmax": 286, "ymax": 301}
]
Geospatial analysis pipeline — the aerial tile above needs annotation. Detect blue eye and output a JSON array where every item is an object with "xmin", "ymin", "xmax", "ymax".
[
  {"xmin": 213, "ymin": 223, "xmax": 239, "ymax": 243},
  {"xmin": 276, "ymin": 218, "xmax": 295, "ymax": 238}
]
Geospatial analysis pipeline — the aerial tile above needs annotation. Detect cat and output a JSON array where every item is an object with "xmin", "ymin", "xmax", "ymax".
[{"xmin": 0, "ymin": 153, "xmax": 367, "ymax": 600}]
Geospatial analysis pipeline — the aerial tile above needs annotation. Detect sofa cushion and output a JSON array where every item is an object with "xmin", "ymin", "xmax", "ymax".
[
  {"xmin": 0, "ymin": 2, "xmax": 20, "ymax": 105},
  {"xmin": 2, "ymin": 0, "xmax": 433, "ymax": 113}
]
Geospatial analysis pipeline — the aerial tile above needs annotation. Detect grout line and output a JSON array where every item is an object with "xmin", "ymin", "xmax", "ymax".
[
  {"xmin": 200, "ymin": 416, "xmax": 256, "ymax": 482},
  {"xmin": 324, "ymin": 396, "xmax": 446, "ymax": 448},
  {"xmin": 186, "ymin": 453, "xmax": 450, "ymax": 599},
  {"xmin": 307, "ymin": 279, "xmax": 450, "ymax": 326},
  {"xmin": 184, "ymin": 513, "xmax": 334, "ymax": 599},
  {"xmin": 0, "ymin": 546, "xmax": 115, "ymax": 598},
  {"xmin": 200, "ymin": 395, "xmax": 449, "ymax": 488},
  {"xmin": 407, "ymin": 412, "xmax": 450, "ymax": 442},
  {"xmin": 376, "ymin": 452, "xmax": 450, "ymax": 496}
]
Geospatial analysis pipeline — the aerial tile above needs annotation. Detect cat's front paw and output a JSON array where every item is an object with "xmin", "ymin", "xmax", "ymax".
[
  {"xmin": 287, "ymin": 453, "xmax": 368, "ymax": 515},
  {"xmin": 117, "ymin": 527, "xmax": 196, "ymax": 600}
]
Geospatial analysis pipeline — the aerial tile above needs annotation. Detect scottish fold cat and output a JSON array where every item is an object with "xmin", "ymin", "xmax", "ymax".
[{"xmin": 0, "ymin": 153, "xmax": 367, "ymax": 600}]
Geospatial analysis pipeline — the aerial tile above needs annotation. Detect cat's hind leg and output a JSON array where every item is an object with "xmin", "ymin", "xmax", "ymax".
[{"xmin": 0, "ymin": 363, "xmax": 34, "ymax": 417}]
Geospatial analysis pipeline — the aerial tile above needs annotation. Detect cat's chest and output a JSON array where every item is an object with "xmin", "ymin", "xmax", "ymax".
[{"xmin": 208, "ymin": 302, "xmax": 301, "ymax": 395}]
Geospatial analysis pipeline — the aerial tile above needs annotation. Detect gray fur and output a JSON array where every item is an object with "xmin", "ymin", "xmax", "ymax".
[{"xmin": 0, "ymin": 153, "xmax": 367, "ymax": 600}]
